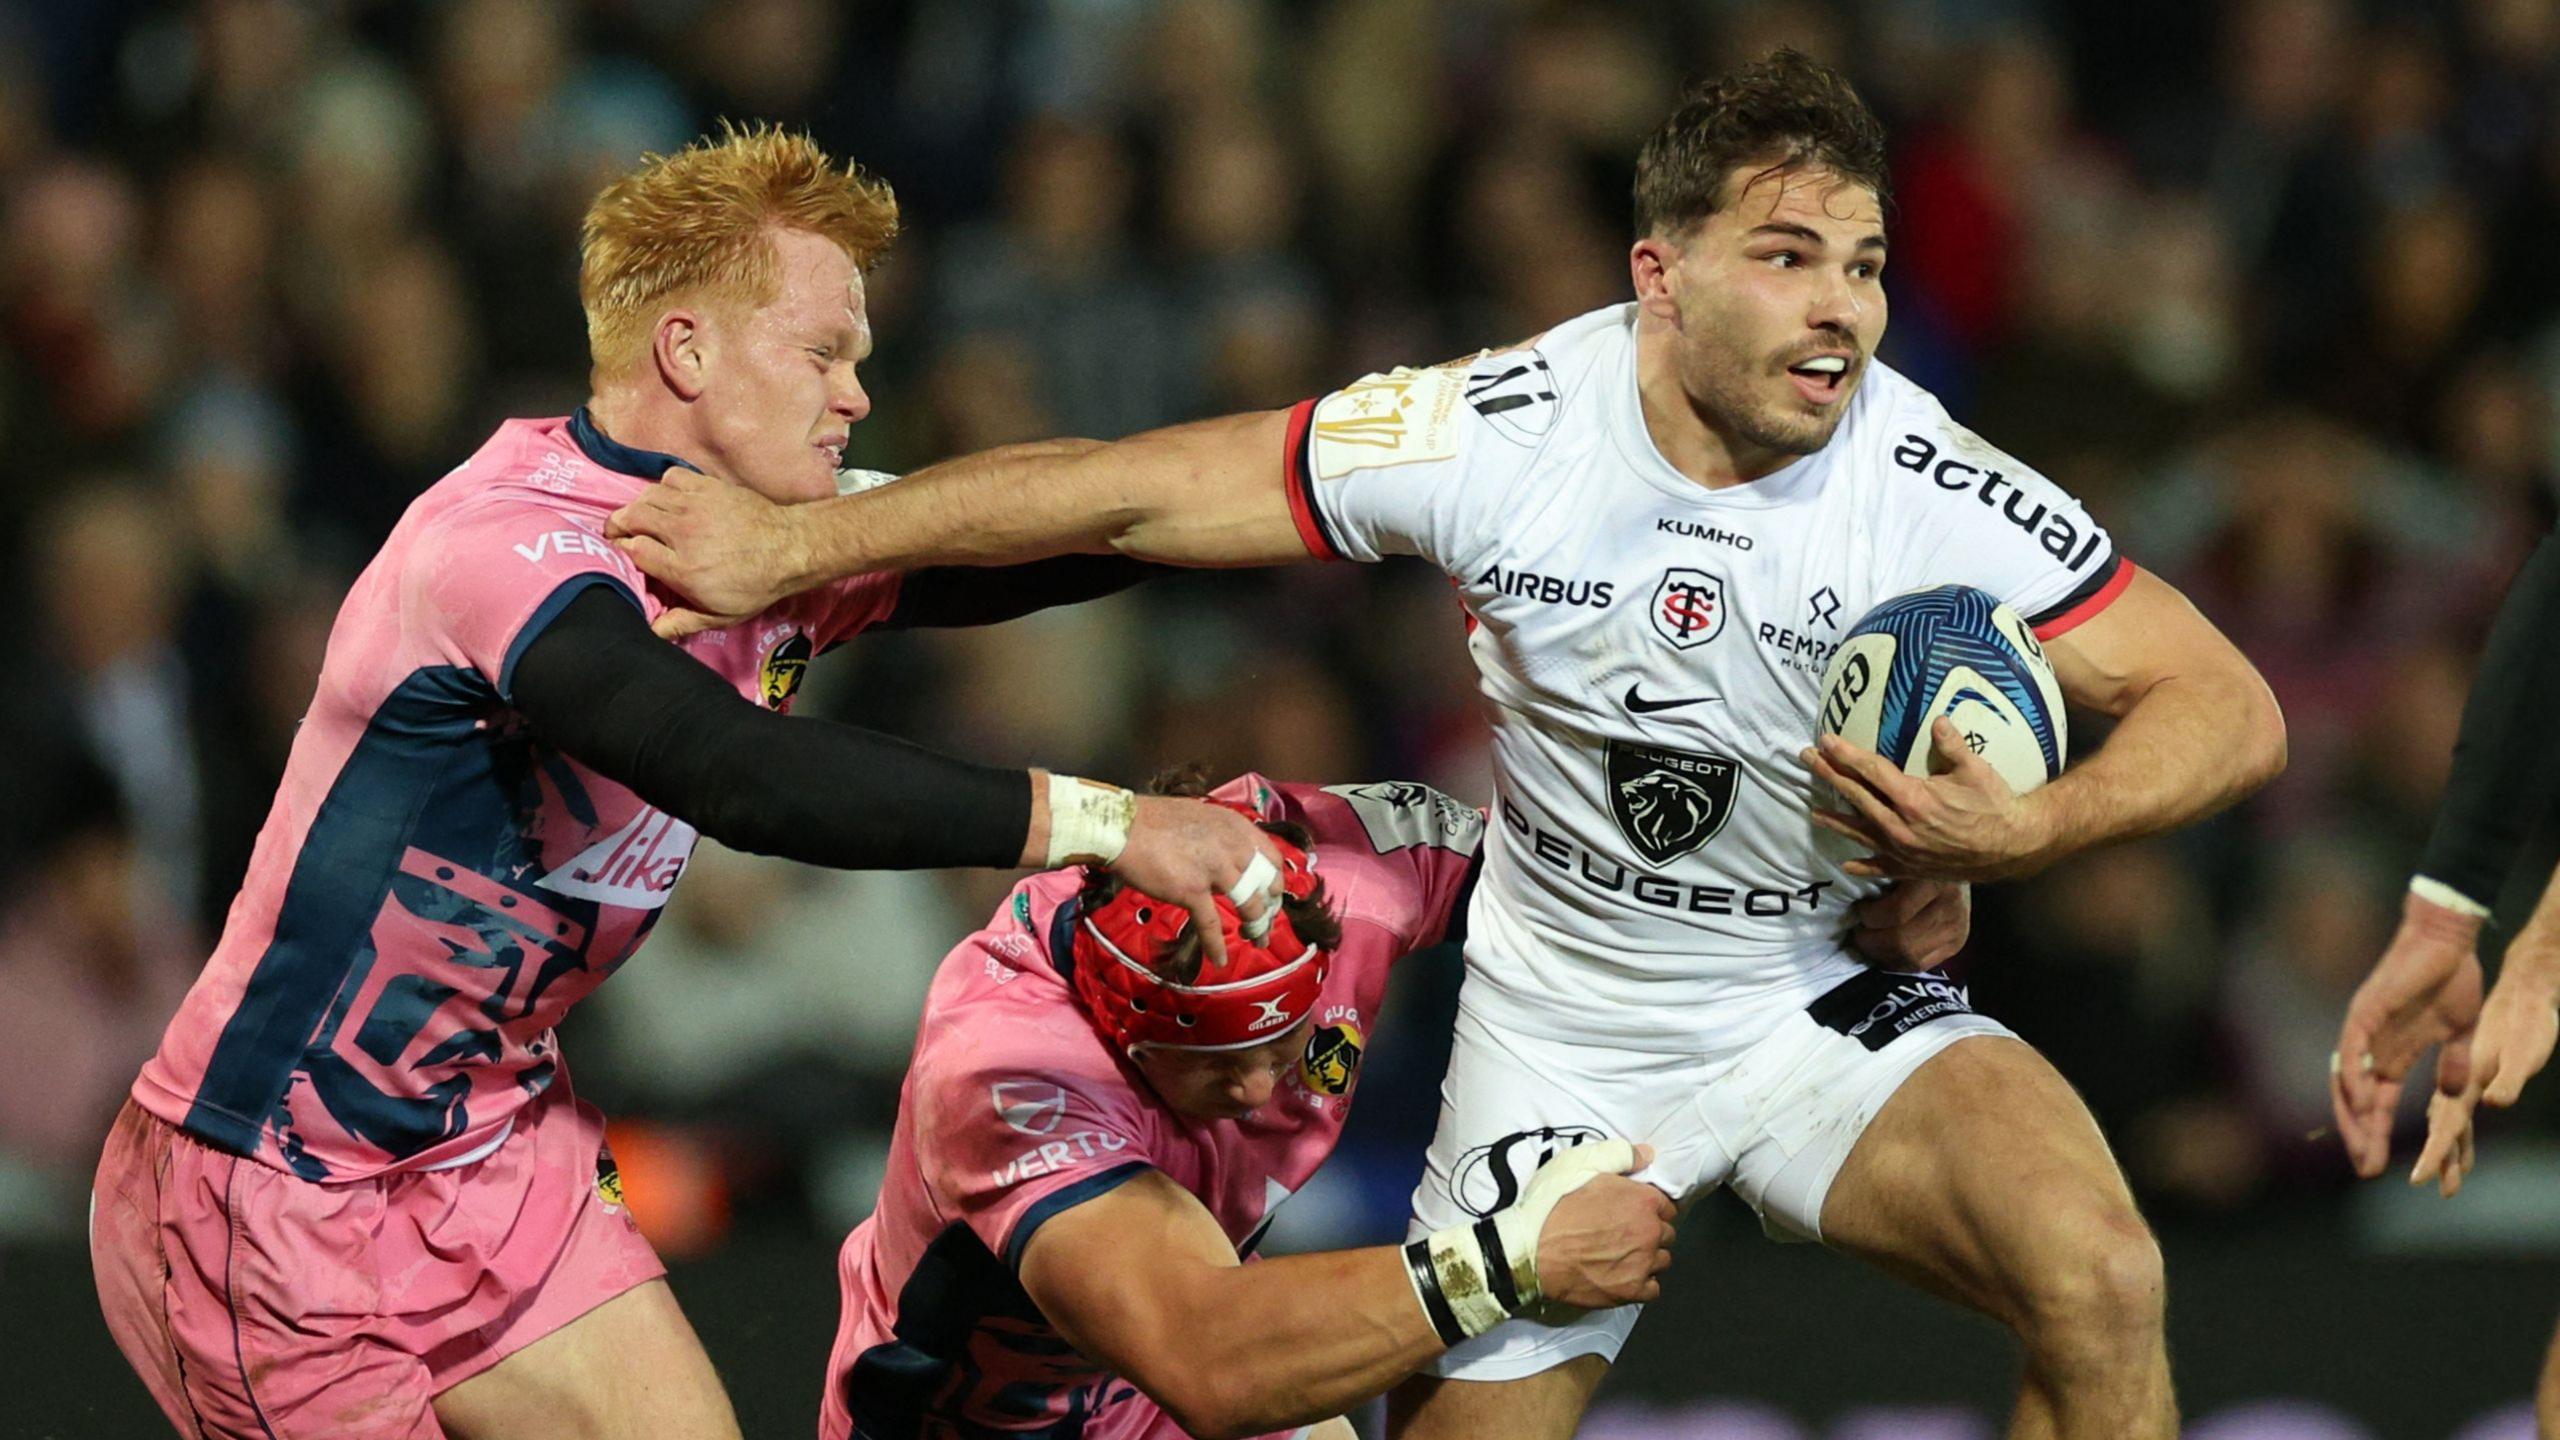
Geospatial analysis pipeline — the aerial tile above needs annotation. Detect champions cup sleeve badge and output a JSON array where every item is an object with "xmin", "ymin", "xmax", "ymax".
[
  {"xmin": 1299, "ymin": 1021, "xmax": 1365, "ymax": 1096},
  {"xmin": 760, "ymin": 632, "xmax": 813, "ymax": 711}
]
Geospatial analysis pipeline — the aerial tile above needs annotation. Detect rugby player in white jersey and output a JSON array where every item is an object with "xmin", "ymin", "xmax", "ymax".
[{"xmin": 608, "ymin": 51, "xmax": 2285, "ymax": 1440}]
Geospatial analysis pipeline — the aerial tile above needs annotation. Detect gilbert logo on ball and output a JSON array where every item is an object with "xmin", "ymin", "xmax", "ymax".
[{"xmin": 1815, "ymin": 585, "xmax": 2066, "ymax": 793}]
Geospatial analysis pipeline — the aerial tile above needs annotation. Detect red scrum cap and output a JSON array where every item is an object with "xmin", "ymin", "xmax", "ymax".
[{"xmin": 1072, "ymin": 823, "xmax": 1327, "ymax": 1051}]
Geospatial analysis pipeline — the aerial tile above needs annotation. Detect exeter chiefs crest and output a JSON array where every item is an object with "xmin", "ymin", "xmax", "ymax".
[
  {"xmin": 760, "ymin": 632, "xmax": 812, "ymax": 711},
  {"xmin": 595, "ymin": 1147, "xmax": 627, "ymax": 1211},
  {"xmin": 1650, "ymin": 567, "xmax": 1727, "ymax": 649},
  {"xmin": 1300, "ymin": 1021, "xmax": 1365, "ymax": 1097},
  {"xmin": 1605, "ymin": 740, "xmax": 1739, "ymax": 866}
]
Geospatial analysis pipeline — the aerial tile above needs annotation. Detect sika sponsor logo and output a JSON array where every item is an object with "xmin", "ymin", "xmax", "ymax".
[{"xmin": 537, "ymin": 808, "xmax": 697, "ymax": 909}]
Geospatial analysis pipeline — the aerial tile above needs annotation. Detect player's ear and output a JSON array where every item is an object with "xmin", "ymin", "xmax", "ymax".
[
  {"xmin": 1630, "ymin": 236, "xmax": 1682, "ymax": 319},
  {"xmin": 654, "ymin": 310, "xmax": 709, "ymax": 401}
]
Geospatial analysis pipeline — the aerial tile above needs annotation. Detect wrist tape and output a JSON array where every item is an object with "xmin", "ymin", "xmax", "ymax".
[
  {"xmin": 1401, "ymin": 1211, "xmax": 1541, "ymax": 1346},
  {"xmin": 1045, "ymin": 775, "xmax": 1135, "ymax": 868}
]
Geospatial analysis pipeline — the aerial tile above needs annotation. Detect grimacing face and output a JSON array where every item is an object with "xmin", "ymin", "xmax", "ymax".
[
  {"xmin": 693, "ymin": 226, "xmax": 873, "ymax": 505},
  {"xmin": 1654, "ymin": 164, "xmax": 1886, "ymax": 468},
  {"xmin": 1131, "ymin": 1018, "xmax": 1314, "ymax": 1121}
]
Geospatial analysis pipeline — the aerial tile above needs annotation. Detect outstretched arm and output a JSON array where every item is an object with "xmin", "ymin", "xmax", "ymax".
[
  {"xmin": 878, "ymin": 554, "xmax": 1170, "ymax": 630},
  {"xmin": 2334, "ymin": 528, "xmax": 2560, "ymax": 1176},
  {"xmin": 1017, "ymin": 1147, "xmax": 1672, "ymax": 1440},
  {"xmin": 509, "ymin": 587, "xmax": 1281, "ymax": 957},
  {"xmin": 607, "ymin": 411, "xmax": 1306, "ymax": 632}
]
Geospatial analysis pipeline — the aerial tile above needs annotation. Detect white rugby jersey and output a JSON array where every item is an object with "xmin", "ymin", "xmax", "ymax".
[{"xmin": 1282, "ymin": 303, "xmax": 2132, "ymax": 1052}]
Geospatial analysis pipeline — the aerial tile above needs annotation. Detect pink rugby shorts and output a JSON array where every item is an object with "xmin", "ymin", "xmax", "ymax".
[{"xmin": 90, "ymin": 1085, "xmax": 663, "ymax": 1439}]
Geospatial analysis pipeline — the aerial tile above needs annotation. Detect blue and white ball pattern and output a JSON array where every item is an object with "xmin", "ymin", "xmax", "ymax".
[{"xmin": 1815, "ymin": 585, "xmax": 2067, "ymax": 793}]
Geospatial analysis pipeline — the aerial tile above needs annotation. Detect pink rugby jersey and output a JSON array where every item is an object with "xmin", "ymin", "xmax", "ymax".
[
  {"xmin": 133, "ymin": 411, "xmax": 899, "ymax": 1180},
  {"xmin": 822, "ymin": 774, "xmax": 1485, "ymax": 1440}
]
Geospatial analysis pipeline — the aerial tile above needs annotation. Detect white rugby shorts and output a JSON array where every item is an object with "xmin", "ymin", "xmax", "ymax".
[{"xmin": 1408, "ymin": 966, "xmax": 2013, "ymax": 1382}]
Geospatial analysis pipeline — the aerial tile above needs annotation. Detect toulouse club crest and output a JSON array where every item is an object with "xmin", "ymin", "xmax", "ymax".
[
  {"xmin": 1451, "ymin": 1125, "xmax": 1609, "ymax": 1216},
  {"xmin": 1650, "ymin": 567, "xmax": 1727, "ymax": 649},
  {"xmin": 1605, "ymin": 740, "xmax": 1740, "ymax": 866}
]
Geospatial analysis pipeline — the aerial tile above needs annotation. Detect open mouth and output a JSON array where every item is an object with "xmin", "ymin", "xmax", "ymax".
[
  {"xmin": 1785, "ymin": 354, "xmax": 1852, "ymax": 405},
  {"xmin": 815, "ymin": 436, "xmax": 847, "ymax": 467}
]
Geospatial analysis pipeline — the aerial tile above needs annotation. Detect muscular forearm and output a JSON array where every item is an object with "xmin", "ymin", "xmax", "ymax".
[
  {"xmin": 785, "ymin": 413, "xmax": 1297, "ymax": 587},
  {"xmin": 2030, "ymin": 664, "xmax": 2286, "ymax": 865},
  {"xmin": 2419, "ymin": 532, "xmax": 2560, "ymax": 908},
  {"xmin": 1137, "ymin": 1246, "xmax": 1443, "ymax": 1439}
]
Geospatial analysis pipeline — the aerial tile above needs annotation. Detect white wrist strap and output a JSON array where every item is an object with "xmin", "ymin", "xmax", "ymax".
[
  {"xmin": 1044, "ymin": 775, "xmax": 1134, "ymax": 867},
  {"xmin": 2411, "ymin": 876, "xmax": 2492, "ymax": 919}
]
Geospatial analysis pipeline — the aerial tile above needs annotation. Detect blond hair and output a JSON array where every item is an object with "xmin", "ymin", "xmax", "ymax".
[{"xmin": 580, "ymin": 122, "xmax": 898, "ymax": 380}]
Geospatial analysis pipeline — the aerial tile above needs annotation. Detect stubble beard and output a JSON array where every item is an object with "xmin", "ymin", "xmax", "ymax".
[{"xmin": 1690, "ymin": 343, "xmax": 1846, "ymax": 461}]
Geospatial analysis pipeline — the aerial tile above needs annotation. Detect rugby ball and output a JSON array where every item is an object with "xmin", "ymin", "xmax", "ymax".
[{"xmin": 1815, "ymin": 585, "xmax": 2066, "ymax": 793}]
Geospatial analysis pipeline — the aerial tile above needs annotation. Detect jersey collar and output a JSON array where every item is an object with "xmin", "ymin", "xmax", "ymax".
[
  {"xmin": 1045, "ymin": 893, "xmax": 1082, "ymax": 985},
  {"xmin": 568, "ymin": 406, "xmax": 703, "ymax": 481}
]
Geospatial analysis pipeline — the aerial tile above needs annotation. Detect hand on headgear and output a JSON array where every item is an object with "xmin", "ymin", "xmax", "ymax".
[{"xmin": 1072, "ymin": 820, "xmax": 1324, "ymax": 1051}]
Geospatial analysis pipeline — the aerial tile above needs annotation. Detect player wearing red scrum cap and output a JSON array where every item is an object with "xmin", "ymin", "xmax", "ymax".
[{"xmin": 818, "ymin": 773, "xmax": 1677, "ymax": 1440}]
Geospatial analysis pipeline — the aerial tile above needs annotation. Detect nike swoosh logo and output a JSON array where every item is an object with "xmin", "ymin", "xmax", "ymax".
[{"xmin": 1624, "ymin": 684, "xmax": 1719, "ymax": 714}]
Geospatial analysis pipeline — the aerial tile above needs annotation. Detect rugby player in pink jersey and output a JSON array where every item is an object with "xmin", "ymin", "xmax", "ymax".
[
  {"xmin": 826, "ymin": 772, "xmax": 1676, "ymax": 1440},
  {"xmin": 87, "ymin": 126, "xmax": 1280, "ymax": 1440}
]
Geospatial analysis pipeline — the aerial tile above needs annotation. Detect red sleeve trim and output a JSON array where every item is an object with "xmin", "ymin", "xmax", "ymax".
[
  {"xmin": 1281, "ymin": 398, "xmax": 1343, "ymax": 562},
  {"xmin": 2032, "ymin": 558, "xmax": 2136, "ymax": 640}
]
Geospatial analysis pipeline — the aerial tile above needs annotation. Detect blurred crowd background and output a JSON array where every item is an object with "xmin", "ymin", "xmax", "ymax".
[{"xmin": 7, "ymin": 0, "xmax": 2560, "ymax": 1351}]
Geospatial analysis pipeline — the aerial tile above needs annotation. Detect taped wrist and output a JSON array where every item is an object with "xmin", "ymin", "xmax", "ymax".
[
  {"xmin": 1401, "ymin": 1212, "xmax": 1541, "ymax": 1346},
  {"xmin": 1044, "ymin": 774, "xmax": 1135, "ymax": 867}
]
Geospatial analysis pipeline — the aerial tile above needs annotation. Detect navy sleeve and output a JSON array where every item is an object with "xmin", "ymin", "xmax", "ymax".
[
  {"xmin": 2417, "ymin": 531, "xmax": 2560, "ymax": 909},
  {"xmin": 509, "ymin": 587, "xmax": 1031, "ymax": 870},
  {"xmin": 880, "ymin": 556, "xmax": 1168, "ymax": 630}
]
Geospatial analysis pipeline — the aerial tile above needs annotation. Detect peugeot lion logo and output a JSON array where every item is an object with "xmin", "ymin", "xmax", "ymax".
[
  {"xmin": 1620, "ymin": 771, "xmax": 1717, "ymax": 855},
  {"xmin": 1604, "ymin": 741, "xmax": 1741, "ymax": 866}
]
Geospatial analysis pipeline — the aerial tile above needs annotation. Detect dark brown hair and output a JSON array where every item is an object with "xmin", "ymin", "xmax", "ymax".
[
  {"xmin": 1077, "ymin": 766, "xmax": 1344, "ymax": 986},
  {"xmin": 1632, "ymin": 49, "xmax": 1890, "ymax": 239}
]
